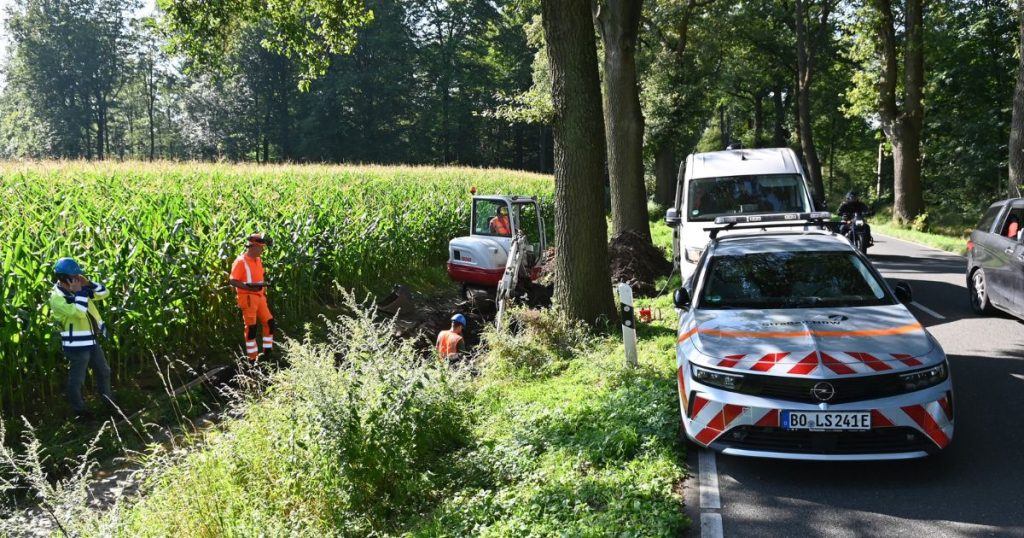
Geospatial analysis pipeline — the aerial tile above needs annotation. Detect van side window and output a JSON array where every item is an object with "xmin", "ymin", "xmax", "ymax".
[{"xmin": 998, "ymin": 206, "xmax": 1024, "ymax": 240}]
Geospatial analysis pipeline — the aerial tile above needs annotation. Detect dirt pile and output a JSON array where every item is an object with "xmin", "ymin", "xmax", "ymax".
[
  {"xmin": 607, "ymin": 231, "xmax": 673, "ymax": 297},
  {"xmin": 532, "ymin": 233, "xmax": 673, "ymax": 297}
]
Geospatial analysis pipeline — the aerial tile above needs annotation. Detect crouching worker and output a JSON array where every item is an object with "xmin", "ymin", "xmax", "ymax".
[
  {"xmin": 49, "ymin": 257, "xmax": 114, "ymax": 421},
  {"xmin": 436, "ymin": 313, "xmax": 467, "ymax": 360},
  {"xmin": 229, "ymin": 233, "xmax": 275, "ymax": 361}
]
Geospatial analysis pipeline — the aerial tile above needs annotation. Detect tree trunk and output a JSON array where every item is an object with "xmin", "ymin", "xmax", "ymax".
[
  {"xmin": 773, "ymin": 88, "xmax": 787, "ymax": 146},
  {"xmin": 719, "ymin": 105, "xmax": 728, "ymax": 148},
  {"xmin": 794, "ymin": 0, "xmax": 824, "ymax": 203},
  {"xmin": 1009, "ymin": 0, "xmax": 1024, "ymax": 197},
  {"xmin": 654, "ymin": 141, "xmax": 675, "ymax": 207},
  {"xmin": 542, "ymin": 0, "xmax": 617, "ymax": 325},
  {"xmin": 875, "ymin": 0, "xmax": 925, "ymax": 224},
  {"xmin": 147, "ymin": 61, "xmax": 156, "ymax": 161},
  {"xmin": 96, "ymin": 93, "xmax": 106, "ymax": 160},
  {"xmin": 753, "ymin": 93, "xmax": 765, "ymax": 148},
  {"xmin": 595, "ymin": 0, "xmax": 651, "ymax": 242}
]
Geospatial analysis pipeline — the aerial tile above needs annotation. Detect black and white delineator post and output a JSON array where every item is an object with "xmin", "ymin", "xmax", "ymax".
[{"xmin": 618, "ymin": 282, "xmax": 638, "ymax": 366}]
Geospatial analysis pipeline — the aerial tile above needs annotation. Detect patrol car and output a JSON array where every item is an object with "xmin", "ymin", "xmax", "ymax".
[{"xmin": 674, "ymin": 213, "xmax": 954, "ymax": 460}]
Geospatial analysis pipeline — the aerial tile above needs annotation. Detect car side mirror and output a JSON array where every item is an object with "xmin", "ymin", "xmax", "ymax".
[
  {"xmin": 673, "ymin": 287, "xmax": 691, "ymax": 310},
  {"xmin": 893, "ymin": 281, "xmax": 913, "ymax": 304},
  {"xmin": 665, "ymin": 207, "xmax": 681, "ymax": 227}
]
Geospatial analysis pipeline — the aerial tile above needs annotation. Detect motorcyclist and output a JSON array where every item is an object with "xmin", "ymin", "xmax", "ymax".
[{"xmin": 836, "ymin": 191, "xmax": 873, "ymax": 246}]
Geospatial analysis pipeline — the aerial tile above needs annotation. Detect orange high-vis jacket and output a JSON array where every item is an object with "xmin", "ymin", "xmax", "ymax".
[
  {"xmin": 436, "ymin": 329, "xmax": 464, "ymax": 358},
  {"xmin": 489, "ymin": 215, "xmax": 511, "ymax": 236},
  {"xmin": 231, "ymin": 254, "xmax": 266, "ymax": 297}
]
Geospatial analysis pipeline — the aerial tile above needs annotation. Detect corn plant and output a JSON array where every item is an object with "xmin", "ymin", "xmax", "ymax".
[{"xmin": 0, "ymin": 161, "xmax": 553, "ymax": 415}]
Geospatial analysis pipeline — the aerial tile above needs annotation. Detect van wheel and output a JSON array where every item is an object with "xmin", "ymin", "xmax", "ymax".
[{"xmin": 969, "ymin": 268, "xmax": 995, "ymax": 314}]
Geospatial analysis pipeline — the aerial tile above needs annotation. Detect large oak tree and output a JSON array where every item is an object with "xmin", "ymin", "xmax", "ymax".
[{"xmin": 542, "ymin": 0, "xmax": 617, "ymax": 324}]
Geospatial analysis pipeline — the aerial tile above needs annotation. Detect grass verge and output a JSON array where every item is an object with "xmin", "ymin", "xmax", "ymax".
[{"xmin": 871, "ymin": 221, "xmax": 969, "ymax": 256}]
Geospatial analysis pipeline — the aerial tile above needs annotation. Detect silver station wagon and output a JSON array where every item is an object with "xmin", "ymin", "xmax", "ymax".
[{"xmin": 673, "ymin": 214, "xmax": 953, "ymax": 460}]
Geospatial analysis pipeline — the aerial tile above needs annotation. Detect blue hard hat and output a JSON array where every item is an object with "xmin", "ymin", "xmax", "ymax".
[
  {"xmin": 54, "ymin": 257, "xmax": 83, "ymax": 276},
  {"xmin": 451, "ymin": 313, "xmax": 467, "ymax": 326}
]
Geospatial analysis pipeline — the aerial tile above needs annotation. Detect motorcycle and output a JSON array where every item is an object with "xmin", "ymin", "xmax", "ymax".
[{"xmin": 841, "ymin": 211, "xmax": 873, "ymax": 254}]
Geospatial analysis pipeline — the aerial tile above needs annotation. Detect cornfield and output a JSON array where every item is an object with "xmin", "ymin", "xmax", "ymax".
[{"xmin": 0, "ymin": 161, "xmax": 554, "ymax": 415}]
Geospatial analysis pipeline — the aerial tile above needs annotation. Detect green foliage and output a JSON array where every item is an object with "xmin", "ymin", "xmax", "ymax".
[
  {"xmin": 409, "ymin": 313, "xmax": 688, "ymax": 536},
  {"xmin": 480, "ymin": 307, "xmax": 594, "ymax": 379},
  {"xmin": 101, "ymin": 293, "xmax": 473, "ymax": 536},
  {"xmin": 0, "ymin": 162, "xmax": 553, "ymax": 415},
  {"xmin": 160, "ymin": 0, "xmax": 374, "ymax": 89}
]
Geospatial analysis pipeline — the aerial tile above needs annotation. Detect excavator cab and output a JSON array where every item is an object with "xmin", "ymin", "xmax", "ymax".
[{"xmin": 449, "ymin": 195, "xmax": 546, "ymax": 290}]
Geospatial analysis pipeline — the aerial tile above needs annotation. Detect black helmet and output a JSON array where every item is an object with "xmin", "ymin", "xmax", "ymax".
[{"xmin": 845, "ymin": 191, "xmax": 858, "ymax": 201}]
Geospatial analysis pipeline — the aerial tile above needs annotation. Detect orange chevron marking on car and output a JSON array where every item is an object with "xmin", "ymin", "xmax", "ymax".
[
  {"xmin": 690, "ymin": 395, "xmax": 710, "ymax": 419},
  {"xmin": 821, "ymin": 352, "xmax": 857, "ymax": 375},
  {"xmin": 695, "ymin": 403, "xmax": 745, "ymax": 445},
  {"xmin": 717, "ymin": 354, "xmax": 745, "ymax": 368},
  {"xmin": 677, "ymin": 367, "xmax": 687, "ymax": 414},
  {"xmin": 871, "ymin": 410, "xmax": 895, "ymax": 428},
  {"xmin": 754, "ymin": 409, "xmax": 780, "ymax": 427},
  {"xmin": 677, "ymin": 322, "xmax": 924, "ymax": 342},
  {"xmin": 846, "ymin": 352, "xmax": 893, "ymax": 371},
  {"xmin": 902, "ymin": 404, "xmax": 950, "ymax": 448},
  {"xmin": 891, "ymin": 353, "xmax": 923, "ymax": 367},
  {"xmin": 751, "ymin": 352, "xmax": 791, "ymax": 372},
  {"xmin": 788, "ymin": 352, "xmax": 819, "ymax": 375}
]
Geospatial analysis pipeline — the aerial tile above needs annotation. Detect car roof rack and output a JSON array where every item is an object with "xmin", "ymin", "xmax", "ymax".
[{"xmin": 705, "ymin": 212, "xmax": 833, "ymax": 239}]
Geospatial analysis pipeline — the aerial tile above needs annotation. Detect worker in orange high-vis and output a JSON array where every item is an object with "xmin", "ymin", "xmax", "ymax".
[
  {"xmin": 489, "ymin": 206, "xmax": 511, "ymax": 236},
  {"xmin": 229, "ymin": 233, "xmax": 275, "ymax": 361},
  {"xmin": 436, "ymin": 313, "xmax": 467, "ymax": 360}
]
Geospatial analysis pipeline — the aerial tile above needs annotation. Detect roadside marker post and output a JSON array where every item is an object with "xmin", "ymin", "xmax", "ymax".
[{"xmin": 618, "ymin": 282, "xmax": 638, "ymax": 367}]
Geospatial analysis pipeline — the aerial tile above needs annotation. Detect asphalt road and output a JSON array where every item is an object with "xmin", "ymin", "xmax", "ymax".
[{"xmin": 683, "ymin": 233, "xmax": 1024, "ymax": 537}]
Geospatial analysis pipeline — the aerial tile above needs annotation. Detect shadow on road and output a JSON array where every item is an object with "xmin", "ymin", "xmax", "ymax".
[
  {"xmin": 717, "ymin": 353, "xmax": 1024, "ymax": 534},
  {"xmin": 870, "ymin": 252, "xmax": 966, "ymax": 277}
]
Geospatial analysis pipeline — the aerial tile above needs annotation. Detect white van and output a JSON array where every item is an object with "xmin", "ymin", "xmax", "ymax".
[{"xmin": 665, "ymin": 147, "xmax": 818, "ymax": 280}]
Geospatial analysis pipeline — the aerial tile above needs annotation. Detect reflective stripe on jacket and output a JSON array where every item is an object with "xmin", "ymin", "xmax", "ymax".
[
  {"xmin": 48, "ymin": 283, "xmax": 109, "ymax": 350},
  {"xmin": 231, "ymin": 254, "xmax": 266, "ymax": 297},
  {"xmin": 436, "ymin": 330, "xmax": 464, "ymax": 357}
]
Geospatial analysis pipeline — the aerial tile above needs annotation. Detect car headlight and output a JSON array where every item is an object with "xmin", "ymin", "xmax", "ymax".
[
  {"xmin": 685, "ymin": 247, "xmax": 704, "ymax": 263},
  {"xmin": 691, "ymin": 364, "xmax": 744, "ymax": 390},
  {"xmin": 899, "ymin": 362, "xmax": 948, "ymax": 392}
]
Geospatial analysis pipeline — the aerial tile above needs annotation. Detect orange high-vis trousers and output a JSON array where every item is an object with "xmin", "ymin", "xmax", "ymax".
[{"xmin": 238, "ymin": 294, "xmax": 273, "ymax": 360}]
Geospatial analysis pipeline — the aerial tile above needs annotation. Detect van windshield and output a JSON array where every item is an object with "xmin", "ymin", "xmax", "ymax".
[{"xmin": 687, "ymin": 174, "xmax": 810, "ymax": 222}]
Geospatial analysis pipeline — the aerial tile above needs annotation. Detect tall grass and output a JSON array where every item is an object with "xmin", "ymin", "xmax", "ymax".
[{"xmin": 0, "ymin": 161, "xmax": 553, "ymax": 414}]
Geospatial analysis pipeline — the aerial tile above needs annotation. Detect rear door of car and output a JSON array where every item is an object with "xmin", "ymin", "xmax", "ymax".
[
  {"xmin": 986, "ymin": 203, "xmax": 1024, "ymax": 308},
  {"xmin": 972, "ymin": 202, "xmax": 1007, "ymax": 299}
]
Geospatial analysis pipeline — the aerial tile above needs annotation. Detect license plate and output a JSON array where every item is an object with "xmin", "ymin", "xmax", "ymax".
[{"xmin": 782, "ymin": 411, "xmax": 872, "ymax": 431}]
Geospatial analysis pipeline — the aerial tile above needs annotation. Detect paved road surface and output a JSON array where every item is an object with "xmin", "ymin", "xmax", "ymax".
[{"xmin": 683, "ymin": 233, "xmax": 1024, "ymax": 537}]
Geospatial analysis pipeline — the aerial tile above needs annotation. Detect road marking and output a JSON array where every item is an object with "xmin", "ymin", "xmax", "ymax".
[
  {"xmin": 699, "ymin": 448, "xmax": 724, "ymax": 538},
  {"xmin": 699, "ymin": 448, "xmax": 721, "ymax": 509},
  {"xmin": 910, "ymin": 301, "xmax": 946, "ymax": 320},
  {"xmin": 701, "ymin": 512, "xmax": 724, "ymax": 538},
  {"xmin": 1011, "ymin": 373, "xmax": 1024, "ymax": 383}
]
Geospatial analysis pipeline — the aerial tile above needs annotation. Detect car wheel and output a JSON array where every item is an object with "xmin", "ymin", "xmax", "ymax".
[{"xmin": 969, "ymin": 268, "xmax": 995, "ymax": 314}]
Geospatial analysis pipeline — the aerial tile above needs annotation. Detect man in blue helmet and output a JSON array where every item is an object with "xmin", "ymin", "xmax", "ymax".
[
  {"xmin": 436, "ymin": 313, "xmax": 467, "ymax": 360},
  {"xmin": 48, "ymin": 257, "xmax": 114, "ymax": 421}
]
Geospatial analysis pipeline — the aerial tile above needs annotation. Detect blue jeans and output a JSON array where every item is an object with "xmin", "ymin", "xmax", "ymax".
[{"xmin": 65, "ymin": 346, "xmax": 112, "ymax": 413}]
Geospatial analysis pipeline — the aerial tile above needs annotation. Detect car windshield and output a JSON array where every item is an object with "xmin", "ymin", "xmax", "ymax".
[
  {"xmin": 698, "ymin": 250, "xmax": 891, "ymax": 309},
  {"xmin": 687, "ymin": 174, "xmax": 810, "ymax": 222}
]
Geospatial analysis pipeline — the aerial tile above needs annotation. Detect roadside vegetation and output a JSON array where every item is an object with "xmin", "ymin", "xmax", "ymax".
[
  {"xmin": 870, "ymin": 205, "xmax": 973, "ymax": 256},
  {"xmin": 0, "ymin": 162, "xmax": 553, "ymax": 418}
]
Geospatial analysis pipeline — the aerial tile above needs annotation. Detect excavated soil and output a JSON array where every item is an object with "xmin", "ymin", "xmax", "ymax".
[
  {"xmin": 534, "ymin": 232, "xmax": 673, "ymax": 297},
  {"xmin": 607, "ymin": 231, "xmax": 673, "ymax": 297}
]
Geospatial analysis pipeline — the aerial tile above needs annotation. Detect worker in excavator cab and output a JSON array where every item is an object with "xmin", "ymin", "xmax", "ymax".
[
  {"xmin": 436, "ymin": 313, "xmax": 467, "ymax": 360},
  {"xmin": 229, "ymin": 233, "xmax": 275, "ymax": 361},
  {"xmin": 489, "ymin": 205, "xmax": 511, "ymax": 236}
]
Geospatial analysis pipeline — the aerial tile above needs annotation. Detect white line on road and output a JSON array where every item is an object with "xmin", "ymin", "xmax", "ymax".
[
  {"xmin": 910, "ymin": 301, "xmax": 946, "ymax": 320},
  {"xmin": 701, "ymin": 513, "xmax": 724, "ymax": 538},
  {"xmin": 699, "ymin": 449, "xmax": 721, "ymax": 509},
  {"xmin": 1011, "ymin": 373, "xmax": 1024, "ymax": 383},
  {"xmin": 699, "ymin": 448, "xmax": 724, "ymax": 538}
]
